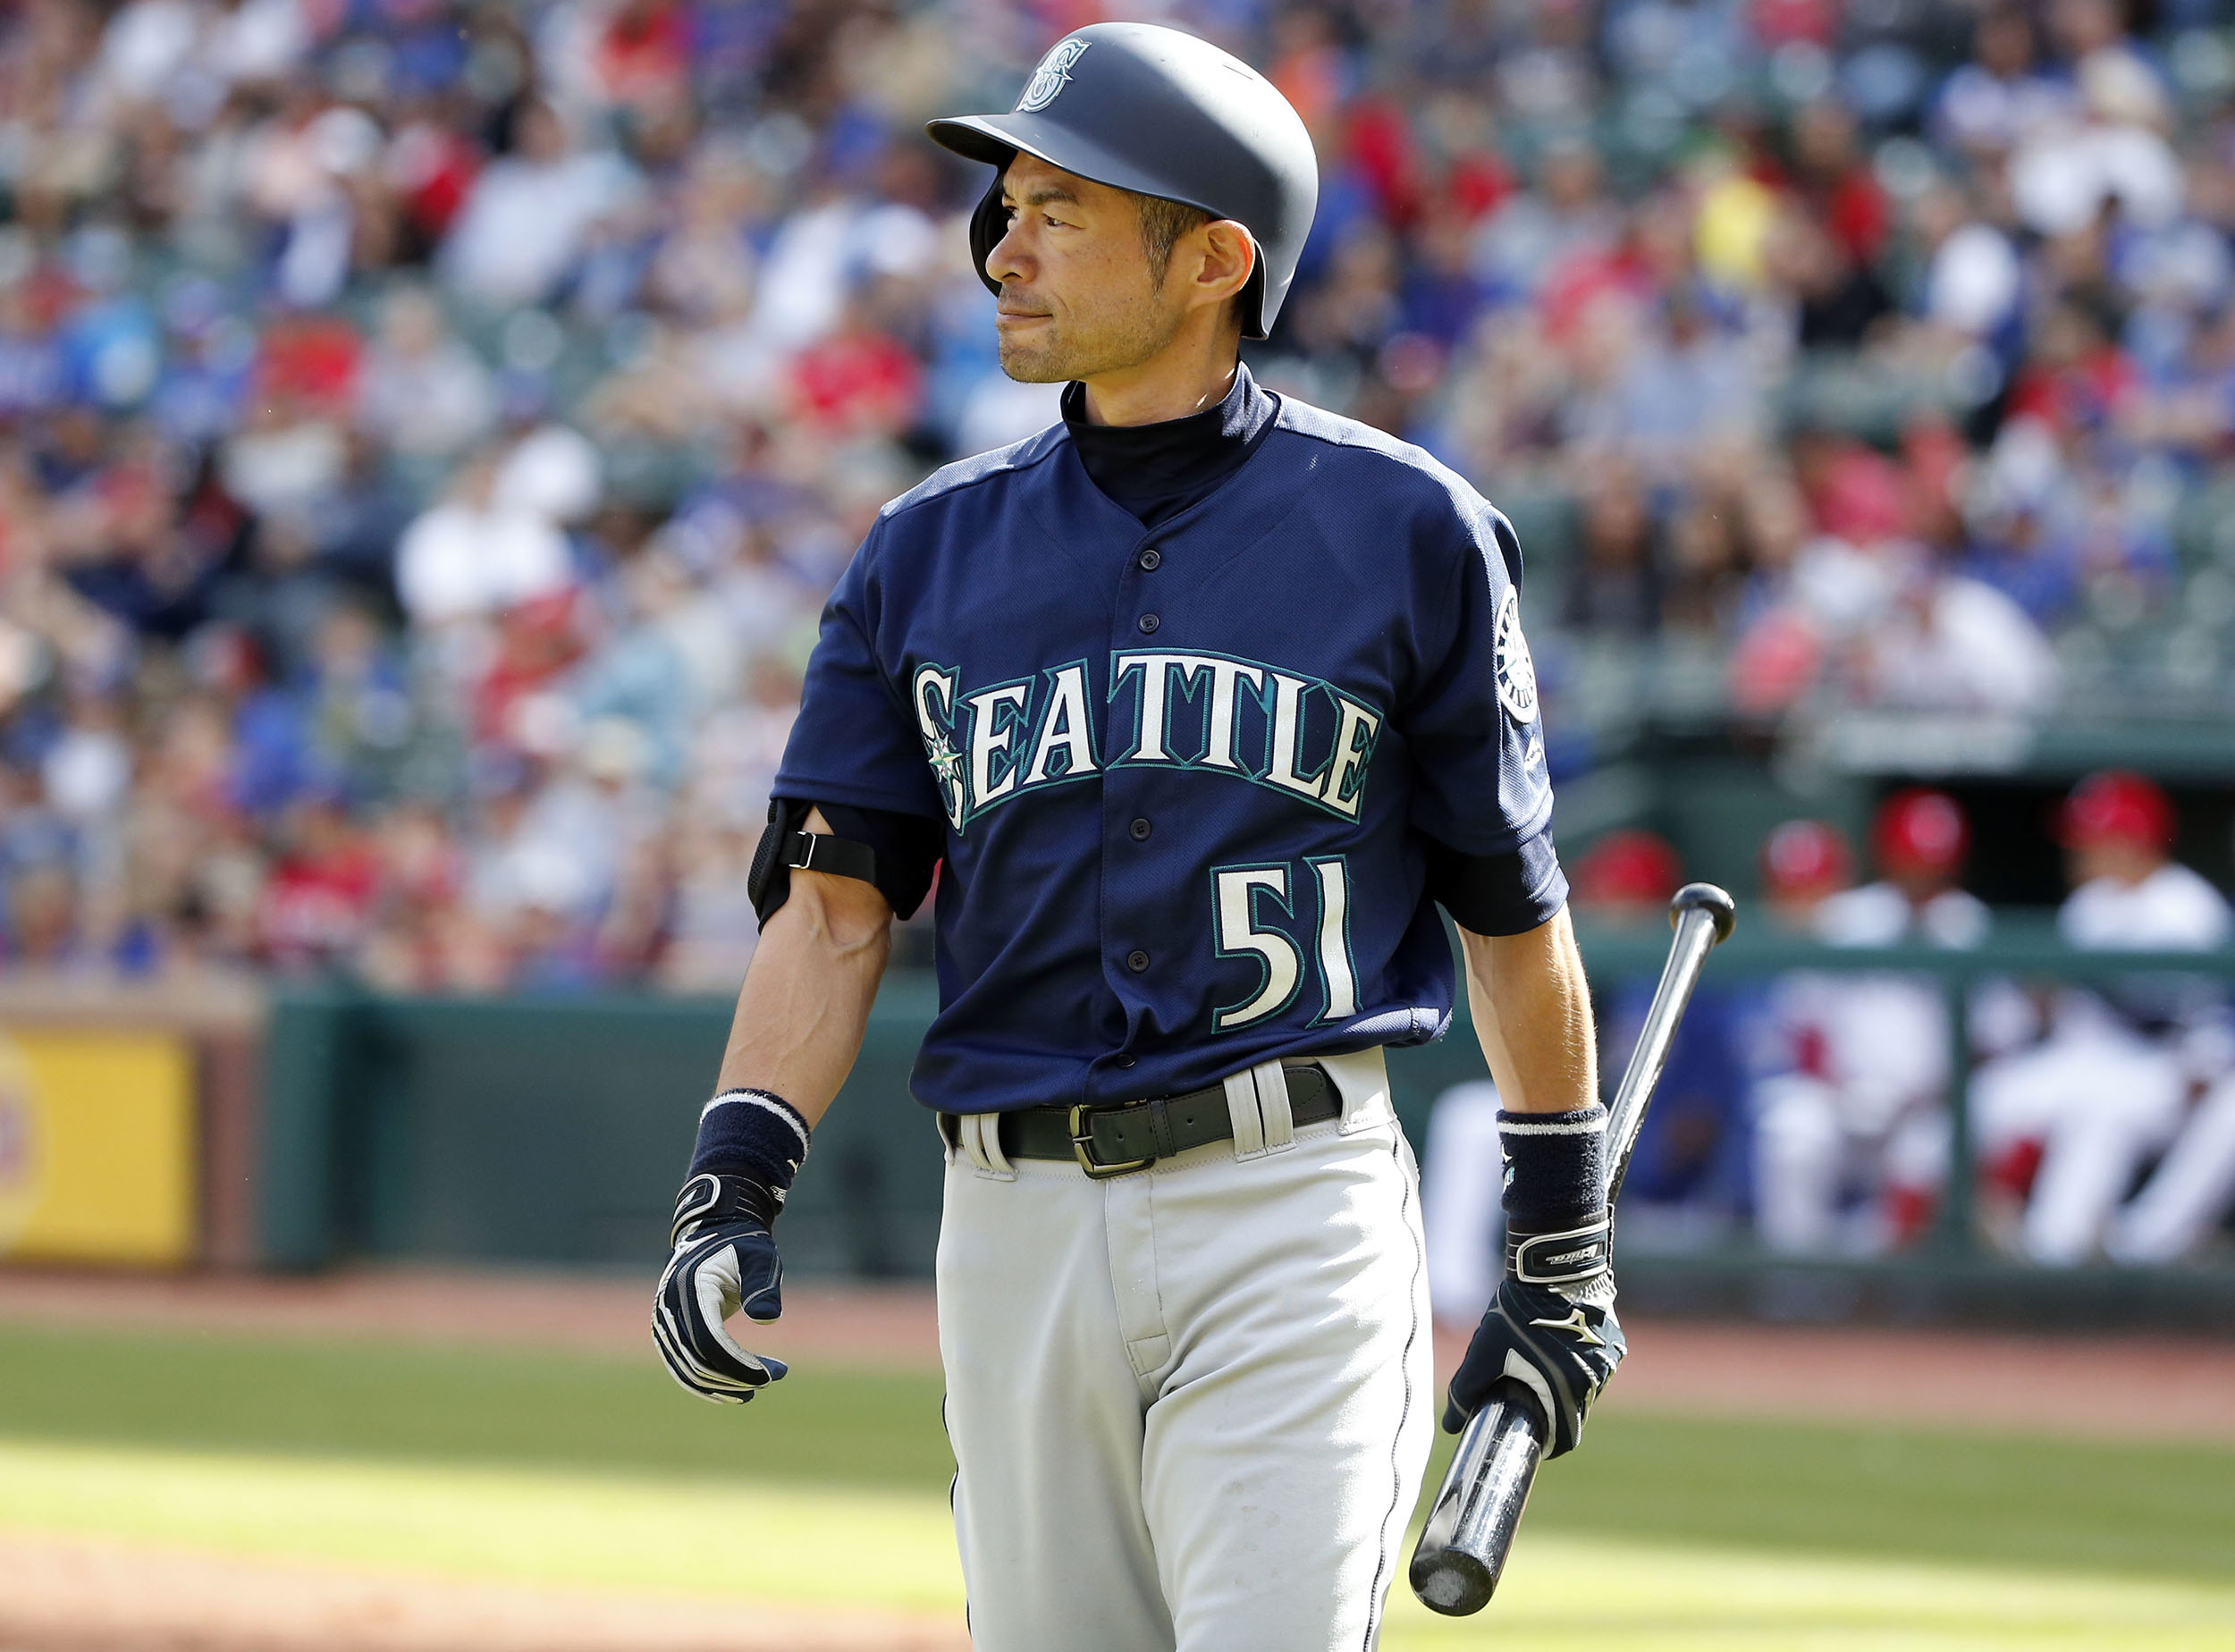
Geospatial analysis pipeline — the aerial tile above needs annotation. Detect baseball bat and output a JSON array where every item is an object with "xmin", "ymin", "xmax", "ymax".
[{"xmin": 1408, "ymin": 881, "xmax": 1738, "ymax": 1616}]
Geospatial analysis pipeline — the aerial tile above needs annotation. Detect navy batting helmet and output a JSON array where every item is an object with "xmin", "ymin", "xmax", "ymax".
[{"xmin": 926, "ymin": 22, "xmax": 1319, "ymax": 340}]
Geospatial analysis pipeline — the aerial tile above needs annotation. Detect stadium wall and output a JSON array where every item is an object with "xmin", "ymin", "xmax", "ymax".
[
  {"xmin": 250, "ymin": 933, "xmax": 2235, "ymax": 1326},
  {"xmin": 0, "ymin": 975, "xmax": 266, "ymax": 1270}
]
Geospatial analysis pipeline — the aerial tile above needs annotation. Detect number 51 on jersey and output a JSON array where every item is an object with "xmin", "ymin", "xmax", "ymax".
[{"xmin": 1210, "ymin": 857, "xmax": 1356, "ymax": 1031}]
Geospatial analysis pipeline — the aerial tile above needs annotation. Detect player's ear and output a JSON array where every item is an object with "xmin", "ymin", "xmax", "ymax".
[{"xmin": 1189, "ymin": 219, "xmax": 1256, "ymax": 315}]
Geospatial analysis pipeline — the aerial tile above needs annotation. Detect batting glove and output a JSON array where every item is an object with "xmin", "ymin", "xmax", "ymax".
[
  {"xmin": 1444, "ymin": 1270, "xmax": 1625, "ymax": 1458},
  {"xmin": 652, "ymin": 1172, "xmax": 789, "ymax": 1403}
]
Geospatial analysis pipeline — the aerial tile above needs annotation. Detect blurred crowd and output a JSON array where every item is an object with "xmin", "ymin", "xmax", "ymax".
[
  {"xmin": 4, "ymin": 0, "xmax": 2235, "ymax": 990},
  {"xmin": 1424, "ymin": 768, "xmax": 2235, "ymax": 1285}
]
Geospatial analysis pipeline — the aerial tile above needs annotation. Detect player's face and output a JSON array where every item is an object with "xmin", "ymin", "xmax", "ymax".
[
  {"xmin": 2069, "ymin": 839, "xmax": 2163, "ymax": 888},
  {"xmin": 986, "ymin": 156, "xmax": 1189, "ymax": 384}
]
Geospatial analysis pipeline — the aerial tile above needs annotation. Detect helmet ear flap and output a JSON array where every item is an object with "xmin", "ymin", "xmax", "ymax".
[
  {"xmin": 968, "ymin": 177, "xmax": 1007, "ymax": 299},
  {"xmin": 1237, "ymin": 246, "xmax": 1269, "ymax": 341}
]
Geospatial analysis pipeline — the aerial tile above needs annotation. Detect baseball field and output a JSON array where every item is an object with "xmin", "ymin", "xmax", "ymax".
[{"xmin": 1, "ymin": 1271, "xmax": 2231, "ymax": 1651}]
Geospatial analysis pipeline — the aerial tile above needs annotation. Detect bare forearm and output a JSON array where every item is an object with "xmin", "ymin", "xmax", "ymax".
[
  {"xmin": 1459, "ymin": 906, "xmax": 1597, "ymax": 1116},
  {"xmin": 713, "ymin": 872, "xmax": 892, "ymax": 1128}
]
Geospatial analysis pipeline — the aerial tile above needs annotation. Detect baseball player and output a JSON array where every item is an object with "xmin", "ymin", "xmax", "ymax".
[
  {"xmin": 1751, "ymin": 796, "xmax": 1989, "ymax": 1255},
  {"xmin": 1971, "ymin": 771, "xmax": 2232, "ymax": 1264},
  {"xmin": 647, "ymin": 24, "xmax": 1617, "ymax": 1650}
]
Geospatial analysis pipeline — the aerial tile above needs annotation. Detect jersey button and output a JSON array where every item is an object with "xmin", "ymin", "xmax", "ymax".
[
  {"xmin": 1128, "ymin": 817, "xmax": 1152, "ymax": 841},
  {"xmin": 1114, "ymin": 1053, "xmax": 1137, "ymax": 1068},
  {"xmin": 1126, "ymin": 948, "xmax": 1151, "ymax": 973},
  {"xmin": 1137, "ymin": 546, "xmax": 1162, "ymax": 571},
  {"xmin": 1137, "ymin": 612, "xmax": 1160, "ymax": 634}
]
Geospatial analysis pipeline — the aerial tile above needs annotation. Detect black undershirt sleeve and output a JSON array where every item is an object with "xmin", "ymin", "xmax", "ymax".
[{"xmin": 1423, "ymin": 829, "xmax": 1570, "ymax": 937}]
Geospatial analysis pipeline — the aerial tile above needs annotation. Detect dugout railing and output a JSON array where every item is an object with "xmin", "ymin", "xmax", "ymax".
[{"xmin": 253, "ymin": 921, "xmax": 2235, "ymax": 1327}]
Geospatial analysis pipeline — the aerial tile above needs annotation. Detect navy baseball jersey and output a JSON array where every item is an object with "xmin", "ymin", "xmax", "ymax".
[{"xmin": 773, "ymin": 370, "xmax": 1556, "ymax": 1115}]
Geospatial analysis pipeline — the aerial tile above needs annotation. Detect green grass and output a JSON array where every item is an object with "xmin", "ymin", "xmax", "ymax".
[
  {"xmin": 1485, "ymin": 1411, "xmax": 2235, "ymax": 1586},
  {"xmin": 4, "ymin": 1324, "xmax": 2229, "ymax": 1585},
  {"xmin": 0, "ymin": 1438, "xmax": 2228, "ymax": 1650},
  {"xmin": 0, "ymin": 1322, "xmax": 955, "ymax": 1490},
  {"xmin": 1, "ymin": 1321, "xmax": 2232, "ymax": 1648},
  {"xmin": 0, "ymin": 1438, "xmax": 968, "ymax": 1611}
]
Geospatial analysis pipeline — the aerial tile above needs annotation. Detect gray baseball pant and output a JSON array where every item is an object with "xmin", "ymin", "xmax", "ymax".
[{"xmin": 935, "ymin": 1049, "xmax": 1433, "ymax": 1651}]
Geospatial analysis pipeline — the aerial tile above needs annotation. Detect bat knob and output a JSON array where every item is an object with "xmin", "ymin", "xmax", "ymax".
[{"xmin": 1669, "ymin": 881, "xmax": 1737, "ymax": 945}]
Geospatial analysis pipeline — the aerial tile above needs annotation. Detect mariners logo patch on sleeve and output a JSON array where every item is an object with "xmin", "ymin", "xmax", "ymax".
[
  {"xmin": 1494, "ymin": 587, "xmax": 1539, "ymax": 724},
  {"xmin": 1016, "ymin": 38, "xmax": 1091, "ymax": 112}
]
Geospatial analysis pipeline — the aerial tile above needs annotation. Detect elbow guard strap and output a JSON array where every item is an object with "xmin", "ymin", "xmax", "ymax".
[{"xmin": 778, "ymin": 830, "xmax": 876, "ymax": 883}]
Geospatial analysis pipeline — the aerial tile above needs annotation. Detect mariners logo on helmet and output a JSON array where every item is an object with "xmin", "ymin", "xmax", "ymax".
[
  {"xmin": 1016, "ymin": 38, "xmax": 1091, "ymax": 113},
  {"xmin": 1494, "ymin": 588, "xmax": 1538, "ymax": 723}
]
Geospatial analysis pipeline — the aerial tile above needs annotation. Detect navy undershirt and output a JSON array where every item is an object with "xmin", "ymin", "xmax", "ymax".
[{"xmin": 1060, "ymin": 364, "xmax": 1278, "ymax": 527}]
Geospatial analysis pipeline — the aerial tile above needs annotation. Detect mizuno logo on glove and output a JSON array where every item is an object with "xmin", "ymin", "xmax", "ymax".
[{"xmin": 1527, "ymin": 1306, "xmax": 1607, "ymax": 1347}]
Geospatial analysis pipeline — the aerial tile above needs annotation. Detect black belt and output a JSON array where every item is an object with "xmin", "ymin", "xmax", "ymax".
[{"xmin": 948, "ymin": 1064, "xmax": 1340, "ymax": 1180}]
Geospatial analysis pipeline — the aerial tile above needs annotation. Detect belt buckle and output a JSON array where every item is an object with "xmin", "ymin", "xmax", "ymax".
[{"xmin": 1069, "ymin": 1103, "xmax": 1155, "ymax": 1180}]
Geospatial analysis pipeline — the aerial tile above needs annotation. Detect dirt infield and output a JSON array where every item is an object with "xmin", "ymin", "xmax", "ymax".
[
  {"xmin": 0, "ymin": 1266, "xmax": 941, "ymax": 1369},
  {"xmin": 2, "ymin": 1264, "xmax": 2231, "ymax": 1442},
  {"xmin": 0, "ymin": 1532, "xmax": 967, "ymax": 1652}
]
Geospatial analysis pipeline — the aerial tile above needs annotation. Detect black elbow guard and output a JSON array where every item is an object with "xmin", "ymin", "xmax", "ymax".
[
  {"xmin": 749, "ymin": 798, "xmax": 878, "ymax": 925},
  {"xmin": 748, "ymin": 798, "xmax": 944, "ymax": 925}
]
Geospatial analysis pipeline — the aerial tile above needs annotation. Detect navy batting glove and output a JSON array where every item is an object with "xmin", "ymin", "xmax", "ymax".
[
  {"xmin": 652, "ymin": 1173, "xmax": 789, "ymax": 1403},
  {"xmin": 1444, "ymin": 1274, "xmax": 1624, "ymax": 1457}
]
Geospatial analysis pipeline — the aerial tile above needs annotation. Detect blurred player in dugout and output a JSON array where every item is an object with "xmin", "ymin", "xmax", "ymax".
[
  {"xmin": 1972, "ymin": 771, "xmax": 2235, "ymax": 1265},
  {"xmin": 1752, "ymin": 795, "xmax": 1989, "ymax": 1256},
  {"xmin": 1428, "ymin": 773, "xmax": 2235, "ymax": 1293}
]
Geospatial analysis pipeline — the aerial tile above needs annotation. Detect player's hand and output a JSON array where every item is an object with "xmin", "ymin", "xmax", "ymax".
[
  {"xmin": 1443, "ymin": 1275, "xmax": 1624, "ymax": 1457},
  {"xmin": 651, "ymin": 1172, "xmax": 789, "ymax": 1403}
]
